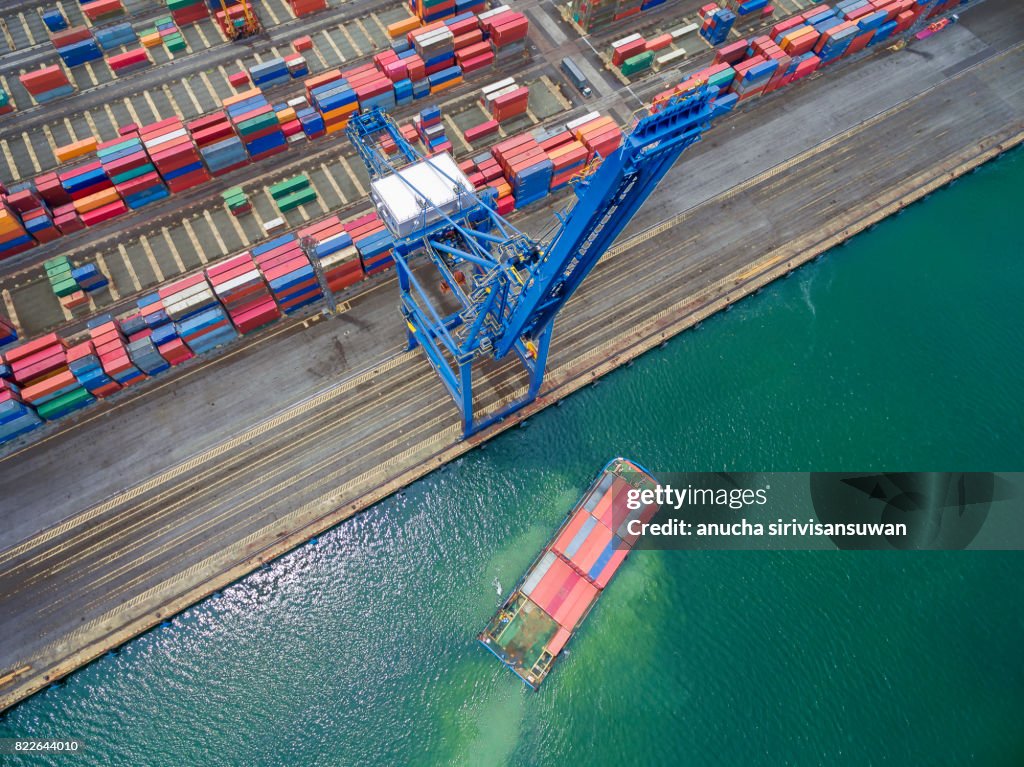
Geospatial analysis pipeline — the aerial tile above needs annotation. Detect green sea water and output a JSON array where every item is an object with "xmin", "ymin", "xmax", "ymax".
[{"xmin": 2, "ymin": 149, "xmax": 1022, "ymax": 766}]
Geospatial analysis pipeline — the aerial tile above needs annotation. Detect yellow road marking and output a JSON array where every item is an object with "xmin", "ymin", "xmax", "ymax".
[
  {"xmin": 117, "ymin": 243, "xmax": 143, "ymax": 292},
  {"xmin": 160, "ymin": 227, "xmax": 188, "ymax": 274},
  {"xmin": 93, "ymin": 252, "xmax": 120, "ymax": 299},
  {"xmin": 139, "ymin": 236, "xmax": 166, "ymax": 283}
]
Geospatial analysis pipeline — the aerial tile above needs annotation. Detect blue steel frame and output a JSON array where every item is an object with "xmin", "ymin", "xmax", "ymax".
[{"xmin": 346, "ymin": 87, "xmax": 726, "ymax": 437}]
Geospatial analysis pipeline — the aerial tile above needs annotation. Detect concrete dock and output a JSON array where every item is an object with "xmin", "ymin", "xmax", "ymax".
[{"xmin": 0, "ymin": 1, "xmax": 1021, "ymax": 711}]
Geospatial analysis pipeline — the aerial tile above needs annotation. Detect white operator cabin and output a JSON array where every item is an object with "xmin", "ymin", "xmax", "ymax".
[{"xmin": 370, "ymin": 154, "xmax": 475, "ymax": 239}]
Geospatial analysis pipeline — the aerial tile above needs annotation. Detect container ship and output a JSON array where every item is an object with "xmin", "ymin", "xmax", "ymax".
[{"xmin": 479, "ymin": 457, "xmax": 660, "ymax": 689}]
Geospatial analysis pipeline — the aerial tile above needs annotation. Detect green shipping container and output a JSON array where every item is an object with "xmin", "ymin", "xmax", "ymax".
[
  {"xmin": 269, "ymin": 175, "xmax": 310, "ymax": 200},
  {"xmin": 166, "ymin": 35, "xmax": 187, "ymax": 53},
  {"xmin": 36, "ymin": 388, "xmax": 95, "ymax": 420},
  {"xmin": 112, "ymin": 163, "xmax": 155, "ymax": 184},
  {"xmin": 621, "ymin": 51, "xmax": 654, "ymax": 76},
  {"xmin": 52, "ymin": 278, "xmax": 79, "ymax": 297},
  {"xmin": 275, "ymin": 187, "xmax": 317, "ymax": 212},
  {"xmin": 707, "ymin": 67, "xmax": 735, "ymax": 90}
]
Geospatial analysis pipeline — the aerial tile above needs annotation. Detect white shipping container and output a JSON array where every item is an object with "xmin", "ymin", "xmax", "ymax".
[
  {"xmin": 655, "ymin": 49, "xmax": 688, "ymax": 70},
  {"xmin": 611, "ymin": 33, "xmax": 642, "ymax": 49},
  {"xmin": 565, "ymin": 111, "xmax": 601, "ymax": 131},
  {"xmin": 143, "ymin": 127, "xmax": 188, "ymax": 149},
  {"xmin": 478, "ymin": 5, "xmax": 511, "ymax": 20},
  {"xmin": 480, "ymin": 77, "xmax": 517, "ymax": 97},
  {"xmin": 670, "ymin": 23, "xmax": 699, "ymax": 39}
]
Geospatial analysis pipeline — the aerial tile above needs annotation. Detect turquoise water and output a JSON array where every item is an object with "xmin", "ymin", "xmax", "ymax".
[{"xmin": 2, "ymin": 149, "xmax": 1022, "ymax": 765}]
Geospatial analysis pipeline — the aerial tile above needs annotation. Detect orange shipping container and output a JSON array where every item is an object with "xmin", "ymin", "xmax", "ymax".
[
  {"xmin": 387, "ymin": 16, "xmax": 421, "ymax": 37},
  {"xmin": 73, "ymin": 187, "xmax": 121, "ymax": 215},
  {"xmin": 54, "ymin": 137, "xmax": 98, "ymax": 164}
]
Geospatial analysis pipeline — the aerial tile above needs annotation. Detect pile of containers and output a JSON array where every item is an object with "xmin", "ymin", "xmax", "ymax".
[
  {"xmin": 151, "ymin": 17, "xmax": 187, "ymax": 52},
  {"xmin": 50, "ymin": 26, "xmax": 103, "ymax": 68},
  {"xmin": 142, "ymin": 117, "xmax": 212, "ymax": 193},
  {"xmin": 415, "ymin": 106, "xmax": 453, "ymax": 154},
  {"xmin": 0, "ymin": 379, "xmax": 42, "ymax": 444},
  {"xmin": 570, "ymin": 0, "xmax": 666, "ymax": 33},
  {"xmin": 19, "ymin": 65, "xmax": 75, "ymax": 104},
  {"xmin": 287, "ymin": 0, "xmax": 327, "ymax": 16},
  {"xmin": 42, "ymin": 9, "xmax": 68, "ymax": 32},
  {"xmin": 134, "ymin": 293, "xmax": 194, "ymax": 366},
  {"xmin": 0, "ymin": 200, "xmax": 37, "ymax": 260},
  {"xmin": 252, "ymin": 235, "xmax": 324, "ymax": 312},
  {"xmin": 307, "ymin": 72, "xmax": 360, "ymax": 134},
  {"xmin": 66, "ymin": 339, "xmax": 121, "ymax": 398},
  {"xmin": 4, "ymin": 334, "xmax": 94, "ymax": 422},
  {"xmin": 491, "ymin": 135, "xmax": 554, "ymax": 208},
  {"xmin": 80, "ymin": 0, "xmax": 125, "ymax": 22},
  {"xmin": 5, "ymin": 189, "xmax": 59, "ymax": 247},
  {"xmin": 206, "ymin": 253, "xmax": 281, "ymax": 333},
  {"xmin": 222, "ymin": 187, "xmax": 251, "ymax": 215},
  {"xmin": 225, "ymin": 89, "xmax": 288, "ymax": 161},
  {"xmin": 481, "ymin": 77, "xmax": 528, "ymax": 122},
  {"xmin": 249, "ymin": 58, "xmax": 292, "ymax": 89},
  {"xmin": 88, "ymin": 318, "xmax": 146, "ymax": 386},
  {"xmin": 45, "ymin": 256, "xmax": 107, "ymax": 306},
  {"xmin": 98, "ymin": 132, "xmax": 170, "ymax": 209},
  {"xmin": 107, "ymin": 48, "xmax": 152, "ymax": 75},
  {"xmin": 450, "ymin": 14, "xmax": 494, "ymax": 74},
  {"xmin": 345, "ymin": 213, "xmax": 395, "ymax": 276},
  {"xmin": 190, "ymin": 111, "xmax": 248, "ymax": 175},
  {"xmin": 94, "ymin": 21, "xmax": 137, "ymax": 51},
  {"xmin": 411, "ymin": 0, "xmax": 486, "ymax": 24},
  {"xmin": 269, "ymin": 175, "xmax": 317, "ymax": 212},
  {"xmin": 700, "ymin": 6, "xmax": 737, "ymax": 46},
  {"xmin": 301, "ymin": 216, "xmax": 366, "ymax": 293},
  {"xmin": 479, "ymin": 7, "xmax": 529, "ymax": 61},
  {"xmin": 161, "ymin": 274, "xmax": 238, "ymax": 354},
  {"xmin": 166, "ymin": 0, "xmax": 210, "ymax": 25}
]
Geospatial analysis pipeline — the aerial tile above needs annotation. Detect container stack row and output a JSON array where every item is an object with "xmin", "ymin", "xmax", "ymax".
[
  {"xmin": 252, "ymin": 235, "xmax": 324, "ymax": 313},
  {"xmin": 414, "ymin": 105, "xmax": 453, "ymax": 154},
  {"xmin": 653, "ymin": 0, "xmax": 957, "ymax": 114},
  {"xmin": 166, "ymin": 0, "xmax": 211, "ymax": 26},
  {"xmin": 570, "ymin": 0, "xmax": 668, "ymax": 33},
  {"xmin": 302, "ymin": 216, "xmax": 366, "ymax": 294},
  {"xmin": 2, "ymin": 9, "xmax": 532, "ymax": 259},
  {"xmin": 480, "ymin": 77, "xmax": 529, "ymax": 123},
  {"xmin": 207, "ymin": 253, "xmax": 282, "ymax": 334}
]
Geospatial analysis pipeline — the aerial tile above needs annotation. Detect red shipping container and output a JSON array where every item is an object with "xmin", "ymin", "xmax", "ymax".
[
  {"xmin": 446, "ymin": 17, "xmax": 479, "ymax": 36},
  {"xmin": 49, "ymin": 26, "xmax": 94, "ymax": 47},
  {"xmin": 82, "ymin": 0, "xmax": 124, "ymax": 20},
  {"xmin": 464, "ymin": 120, "xmax": 499, "ymax": 143}
]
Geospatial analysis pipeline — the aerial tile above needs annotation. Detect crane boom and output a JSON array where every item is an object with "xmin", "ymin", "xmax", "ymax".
[{"xmin": 347, "ymin": 84, "xmax": 729, "ymax": 436}]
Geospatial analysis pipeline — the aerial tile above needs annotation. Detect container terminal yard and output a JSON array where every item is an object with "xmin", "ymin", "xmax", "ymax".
[{"xmin": 0, "ymin": 0, "xmax": 1020, "ymax": 711}]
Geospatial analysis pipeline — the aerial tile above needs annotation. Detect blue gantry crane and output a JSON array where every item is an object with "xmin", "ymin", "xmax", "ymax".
[{"xmin": 346, "ymin": 84, "xmax": 730, "ymax": 437}]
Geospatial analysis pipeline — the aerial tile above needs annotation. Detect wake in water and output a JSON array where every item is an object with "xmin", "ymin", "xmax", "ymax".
[
  {"xmin": 801, "ymin": 275, "xmax": 816, "ymax": 317},
  {"xmin": 493, "ymin": 577, "xmax": 503, "ymax": 598}
]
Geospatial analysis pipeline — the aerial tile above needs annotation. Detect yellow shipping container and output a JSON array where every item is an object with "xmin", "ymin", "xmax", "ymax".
[
  {"xmin": 0, "ymin": 211, "xmax": 25, "ymax": 235},
  {"xmin": 276, "ymin": 107, "xmax": 297, "ymax": 124},
  {"xmin": 140, "ymin": 33, "xmax": 163, "ymax": 48}
]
